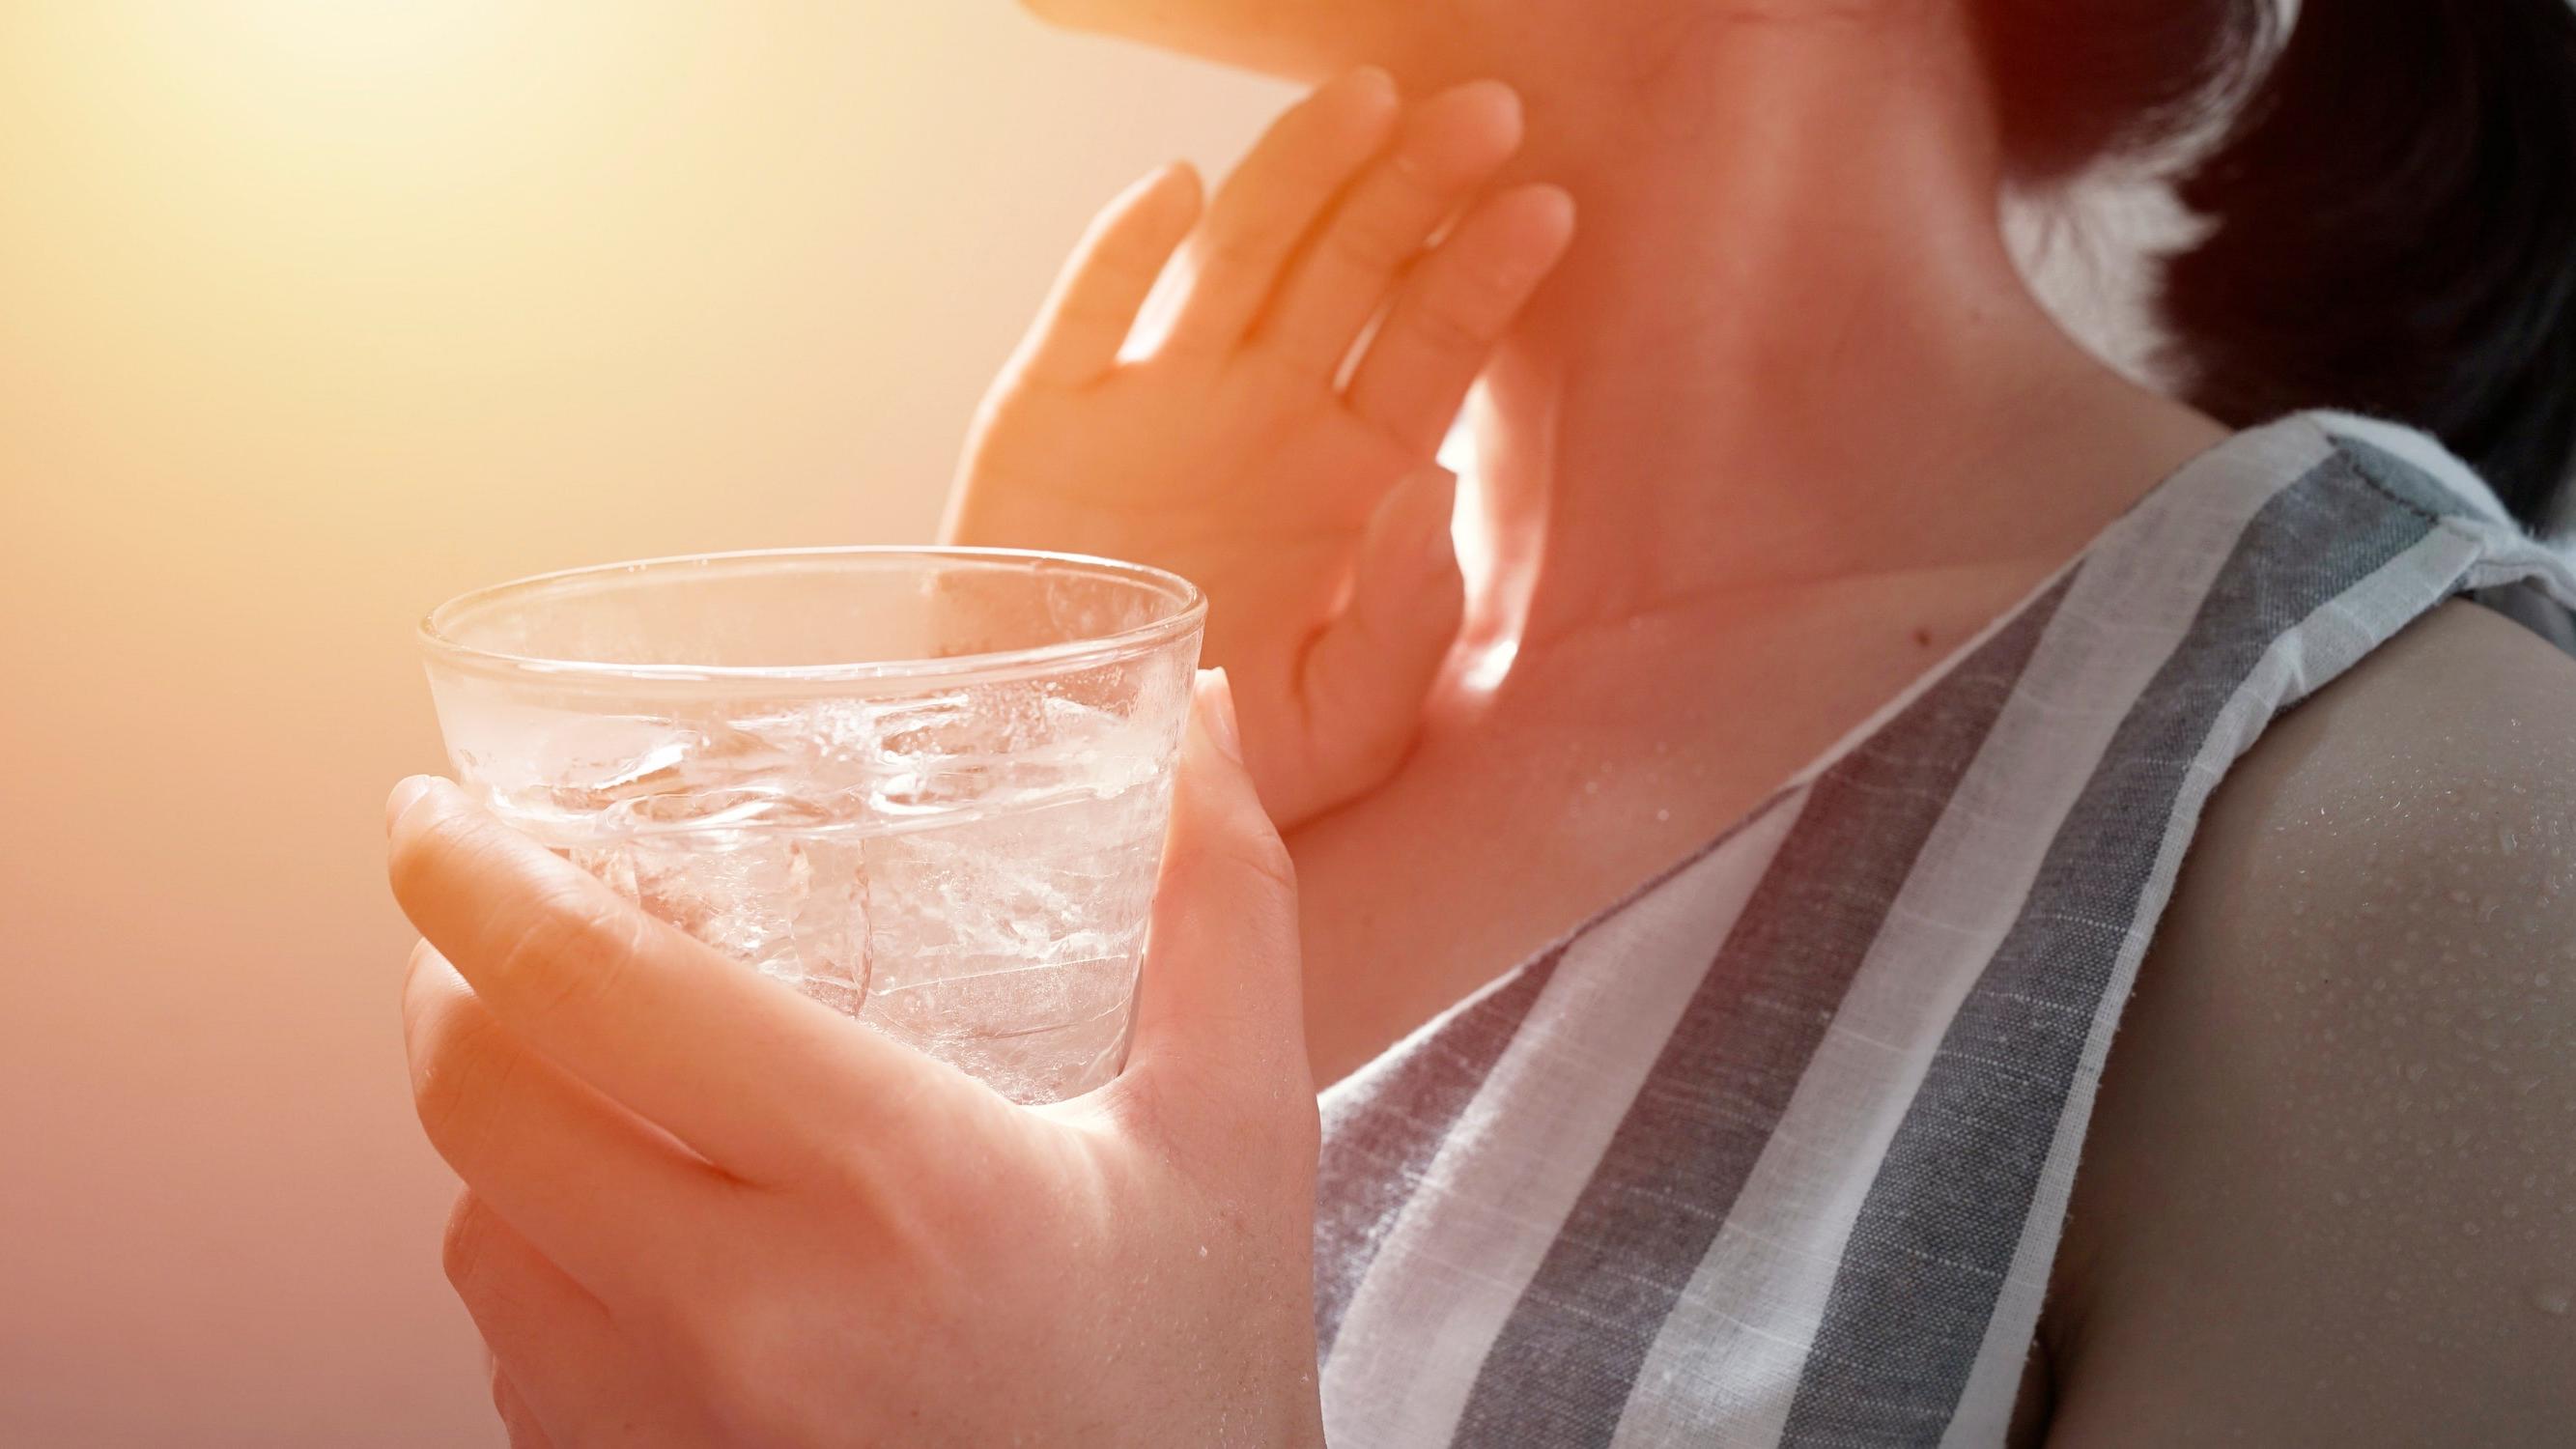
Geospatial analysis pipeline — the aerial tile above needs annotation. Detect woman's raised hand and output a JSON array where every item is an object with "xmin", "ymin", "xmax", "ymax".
[
  {"xmin": 947, "ymin": 71, "xmax": 1573, "ymax": 829},
  {"xmin": 390, "ymin": 675, "xmax": 1328, "ymax": 1447}
]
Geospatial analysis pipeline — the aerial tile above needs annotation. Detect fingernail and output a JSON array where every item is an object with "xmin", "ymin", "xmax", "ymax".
[
  {"xmin": 386, "ymin": 776, "xmax": 435, "ymax": 837},
  {"xmin": 1464, "ymin": 77, "xmax": 1523, "ymax": 131},
  {"xmin": 1197, "ymin": 669, "xmax": 1245, "ymax": 765},
  {"xmin": 1534, "ymin": 184, "xmax": 1579, "ymax": 242}
]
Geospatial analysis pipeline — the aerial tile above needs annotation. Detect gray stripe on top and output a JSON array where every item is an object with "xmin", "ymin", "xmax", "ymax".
[
  {"xmin": 1450, "ymin": 577, "xmax": 2073, "ymax": 1447},
  {"xmin": 1313, "ymin": 785, "xmax": 1812, "ymax": 1362},
  {"xmin": 1777, "ymin": 446, "xmax": 2441, "ymax": 1444},
  {"xmin": 2335, "ymin": 435, "xmax": 2482, "ymax": 523}
]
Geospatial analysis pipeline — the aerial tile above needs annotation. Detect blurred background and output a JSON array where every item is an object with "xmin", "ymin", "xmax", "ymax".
[{"xmin": 0, "ymin": 4, "xmax": 1287, "ymax": 1442}]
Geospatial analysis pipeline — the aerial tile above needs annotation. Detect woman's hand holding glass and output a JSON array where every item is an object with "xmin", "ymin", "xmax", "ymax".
[
  {"xmin": 390, "ymin": 677, "xmax": 1327, "ymax": 1447},
  {"xmin": 948, "ymin": 71, "xmax": 1574, "ymax": 828},
  {"xmin": 390, "ymin": 72, "xmax": 1576, "ymax": 1442}
]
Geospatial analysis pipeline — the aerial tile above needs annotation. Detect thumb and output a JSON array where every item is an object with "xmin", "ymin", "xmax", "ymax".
[
  {"xmin": 1286, "ymin": 465, "xmax": 1466, "ymax": 818},
  {"xmin": 1123, "ymin": 670, "xmax": 1312, "ymax": 1121}
]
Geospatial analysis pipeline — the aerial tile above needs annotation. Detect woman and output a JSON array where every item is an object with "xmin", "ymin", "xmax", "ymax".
[{"xmin": 385, "ymin": 1, "xmax": 2576, "ymax": 1443}]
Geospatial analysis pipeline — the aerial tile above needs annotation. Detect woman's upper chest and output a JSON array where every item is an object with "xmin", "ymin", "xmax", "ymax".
[
  {"xmin": 1283, "ymin": 566, "xmax": 2051, "ymax": 1086},
  {"xmin": 1284, "ymin": 641, "xmax": 1959, "ymax": 1082},
  {"xmin": 1288, "ymin": 724, "xmax": 1745, "ymax": 1085}
]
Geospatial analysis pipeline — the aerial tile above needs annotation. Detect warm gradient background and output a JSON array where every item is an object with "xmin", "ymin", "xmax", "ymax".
[{"xmin": 0, "ymin": 5, "xmax": 1287, "ymax": 1442}]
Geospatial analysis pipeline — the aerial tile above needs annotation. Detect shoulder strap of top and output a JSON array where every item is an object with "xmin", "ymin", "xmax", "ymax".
[{"xmin": 2307, "ymin": 410, "xmax": 2576, "ymax": 658}]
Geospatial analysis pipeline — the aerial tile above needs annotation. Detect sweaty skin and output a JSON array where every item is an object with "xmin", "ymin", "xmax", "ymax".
[
  {"xmin": 2043, "ymin": 603, "xmax": 2576, "ymax": 1447},
  {"xmin": 993, "ymin": 0, "xmax": 2576, "ymax": 1440}
]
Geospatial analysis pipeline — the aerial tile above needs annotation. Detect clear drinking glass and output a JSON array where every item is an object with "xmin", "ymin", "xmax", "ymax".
[{"xmin": 417, "ymin": 548, "xmax": 1204, "ymax": 1105}]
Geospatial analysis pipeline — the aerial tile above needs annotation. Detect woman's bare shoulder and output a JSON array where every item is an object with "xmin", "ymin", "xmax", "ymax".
[{"xmin": 2039, "ymin": 599, "xmax": 2576, "ymax": 1446}]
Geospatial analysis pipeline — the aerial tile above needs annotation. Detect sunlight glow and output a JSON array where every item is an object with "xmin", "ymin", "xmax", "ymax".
[{"xmin": 230, "ymin": 0, "xmax": 508, "ymax": 76}]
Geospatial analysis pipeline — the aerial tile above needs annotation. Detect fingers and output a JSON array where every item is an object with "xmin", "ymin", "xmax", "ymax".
[
  {"xmin": 448, "ymin": 1193, "xmax": 702, "ymax": 1445},
  {"xmin": 405, "ymin": 945, "xmax": 728, "ymax": 1298},
  {"xmin": 1121, "ymin": 673, "xmax": 1311, "ymax": 1123},
  {"xmin": 1255, "ymin": 80, "xmax": 1524, "ymax": 380},
  {"xmin": 1163, "ymin": 68, "xmax": 1400, "ymax": 357},
  {"xmin": 1013, "ymin": 161, "xmax": 1203, "ymax": 388},
  {"xmin": 386, "ymin": 777, "xmax": 946, "ymax": 1185},
  {"xmin": 1346, "ymin": 184, "xmax": 1576, "ymax": 453},
  {"xmin": 1285, "ymin": 467, "xmax": 1464, "ymax": 818}
]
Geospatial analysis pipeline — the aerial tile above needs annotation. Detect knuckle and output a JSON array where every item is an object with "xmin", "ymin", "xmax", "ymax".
[
  {"xmin": 489, "ymin": 886, "xmax": 639, "ymax": 1030},
  {"xmin": 414, "ymin": 1008, "xmax": 522, "ymax": 1162},
  {"xmin": 1203, "ymin": 221, "xmax": 1277, "ymax": 277},
  {"xmin": 387, "ymin": 802, "xmax": 478, "ymax": 902},
  {"xmin": 1233, "ymin": 829, "xmax": 1300, "ymax": 899},
  {"xmin": 1330, "ymin": 211, "xmax": 1425, "ymax": 278},
  {"xmin": 1402, "ymin": 294, "xmax": 1490, "ymax": 360},
  {"xmin": 441, "ymin": 1195, "xmax": 500, "ymax": 1294},
  {"xmin": 1433, "ymin": 255, "xmax": 1523, "ymax": 327},
  {"xmin": 401, "ymin": 938, "xmax": 445, "ymax": 1018}
]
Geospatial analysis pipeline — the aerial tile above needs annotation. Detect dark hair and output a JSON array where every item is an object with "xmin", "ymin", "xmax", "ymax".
[{"xmin": 1976, "ymin": 0, "xmax": 2576, "ymax": 529}]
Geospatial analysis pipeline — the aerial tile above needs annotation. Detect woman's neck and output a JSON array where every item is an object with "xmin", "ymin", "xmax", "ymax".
[{"xmin": 1447, "ymin": 9, "xmax": 2222, "ymax": 665}]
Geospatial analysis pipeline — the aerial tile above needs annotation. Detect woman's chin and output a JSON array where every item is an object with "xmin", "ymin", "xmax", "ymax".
[{"xmin": 1012, "ymin": 0, "xmax": 1368, "ymax": 83}]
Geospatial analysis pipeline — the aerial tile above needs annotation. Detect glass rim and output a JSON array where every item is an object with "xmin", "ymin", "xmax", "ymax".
[{"xmin": 418, "ymin": 545, "xmax": 1207, "ymax": 687}]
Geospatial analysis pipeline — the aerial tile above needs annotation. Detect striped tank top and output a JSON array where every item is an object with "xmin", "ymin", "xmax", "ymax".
[{"xmin": 1311, "ymin": 412, "xmax": 2576, "ymax": 1447}]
